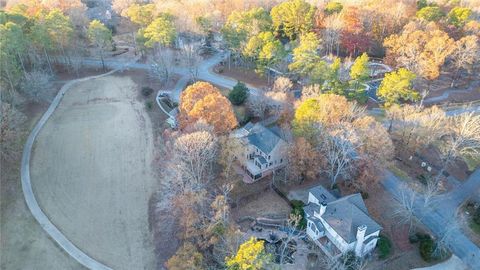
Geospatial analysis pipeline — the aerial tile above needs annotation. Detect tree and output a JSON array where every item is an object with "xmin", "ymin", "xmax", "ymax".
[
  {"xmin": 19, "ymin": 70, "xmax": 53, "ymax": 102},
  {"xmin": 418, "ymin": 30, "xmax": 455, "ymax": 87},
  {"xmin": 321, "ymin": 126, "xmax": 361, "ymax": 188},
  {"xmin": 286, "ymin": 137, "xmax": 321, "ymax": 183},
  {"xmin": 378, "ymin": 68, "xmax": 419, "ymax": 107},
  {"xmin": 166, "ymin": 242, "xmax": 204, "ymax": 270},
  {"xmin": 340, "ymin": 7, "xmax": 369, "ymax": 56},
  {"xmin": 270, "ymin": 0, "xmax": 315, "ymax": 40},
  {"xmin": 228, "ymin": 81, "xmax": 249, "ymax": 105},
  {"xmin": 218, "ymin": 136, "xmax": 244, "ymax": 180},
  {"xmin": 324, "ymin": 1, "xmax": 343, "ymax": 15},
  {"xmin": 243, "ymin": 31, "xmax": 285, "ymax": 74},
  {"xmin": 1, "ymin": 102, "xmax": 26, "ymax": 162},
  {"xmin": 416, "ymin": 6, "xmax": 444, "ymax": 22},
  {"xmin": 171, "ymin": 131, "xmax": 218, "ymax": 192},
  {"xmin": 448, "ymin": 7, "xmax": 472, "ymax": 28},
  {"xmin": 225, "ymin": 237, "xmax": 272, "ymax": 270},
  {"xmin": 87, "ymin": 20, "xmax": 112, "ymax": 70},
  {"xmin": 179, "ymin": 82, "xmax": 238, "ymax": 134},
  {"xmin": 449, "ymin": 35, "xmax": 479, "ymax": 87},
  {"xmin": 392, "ymin": 184, "xmax": 417, "ymax": 234},
  {"xmin": 272, "ymin": 77, "xmax": 293, "ymax": 93},
  {"xmin": 44, "ymin": 9, "xmax": 74, "ymax": 63},
  {"xmin": 288, "ymin": 32, "xmax": 323, "ymax": 76},
  {"xmin": 143, "ymin": 14, "xmax": 176, "ymax": 48},
  {"xmin": 246, "ymin": 92, "xmax": 268, "ymax": 120},
  {"xmin": 292, "ymin": 94, "xmax": 363, "ymax": 141},
  {"xmin": 221, "ymin": 8, "xmax": 272, "ymax": 59},
  {"xmin": 124, "ymin": 3, "xmax": 156, "ymax": 27},
  {"xmin": 323, "ymin": 13, "xmax": 343, "ymax": 55},
  {"xmin": 349, "ymin": 52, "xmax": 370, "ymax": 91}
]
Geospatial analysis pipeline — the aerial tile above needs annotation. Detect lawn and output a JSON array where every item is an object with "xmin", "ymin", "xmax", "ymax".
[{"xmin": 469, "ymin": 220, "xmax": 480, "ymax": 235}]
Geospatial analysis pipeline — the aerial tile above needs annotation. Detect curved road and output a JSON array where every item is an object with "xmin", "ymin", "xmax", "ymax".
[{"xmin": 20, "ymin": 63, "xmax": 138, "ymax": 270}]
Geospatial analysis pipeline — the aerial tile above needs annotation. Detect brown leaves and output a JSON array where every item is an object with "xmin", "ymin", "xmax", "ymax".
[{"xmin": 179, "ymin": 82, "xmax": 238, "ymax": 134}]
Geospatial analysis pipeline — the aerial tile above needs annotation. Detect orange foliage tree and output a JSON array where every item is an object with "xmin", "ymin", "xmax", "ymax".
[{"xmin": 179, "ymin": 82, "xmax": 238, "ymax": 134}]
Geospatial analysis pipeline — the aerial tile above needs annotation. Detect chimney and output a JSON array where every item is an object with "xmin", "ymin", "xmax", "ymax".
[
  {"xmin": 355, "ymin": 225, "xmax": 367, "ymax": 257},
  {"xmin": 315, "ymin": 202, "xmax": 327, "ymax": 218}
]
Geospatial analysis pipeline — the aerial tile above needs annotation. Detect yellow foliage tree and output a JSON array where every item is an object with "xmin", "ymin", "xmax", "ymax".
[
  {"xmin": 225, "ymin": 237, "xmax": 271, "ymax": 270},
  {"xmin": 179, "ymin": 82, "xmax": 238, "ymax": 134}
]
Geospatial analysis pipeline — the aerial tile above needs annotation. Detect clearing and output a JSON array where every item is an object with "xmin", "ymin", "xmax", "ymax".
[{"xmin": 29, "ymin": 75, "xmax": 157, "ymax": 270}]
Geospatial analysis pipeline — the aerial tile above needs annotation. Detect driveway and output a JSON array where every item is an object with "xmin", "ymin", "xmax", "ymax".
[{"xmin": 382, "ymin": 169, "xmax": 480, "ymax": 269}]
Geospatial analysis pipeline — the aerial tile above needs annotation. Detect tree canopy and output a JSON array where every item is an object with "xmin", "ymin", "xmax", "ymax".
[
  {"xmin": 378, "ymin": 68, "xmax": 419, "ymax": 107},
  {"xmin": 225, "ymin": 237, "xmax": 272, "ymax": 270},
  {"xmin": 270, "ymin": 0, "xmax": 315, "ymax": 40},
  {"xmin": 143, "ymin": 14, "xmax": 176, "ymax": 47}
]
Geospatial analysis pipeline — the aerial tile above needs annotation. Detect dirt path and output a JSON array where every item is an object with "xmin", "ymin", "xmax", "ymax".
[{"xmin": 29, "ymin": 75, "xmax": 156, "ymax": 270}]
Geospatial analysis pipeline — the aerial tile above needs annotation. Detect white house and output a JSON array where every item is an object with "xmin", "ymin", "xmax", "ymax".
[
  {"xmin": 303, "ymin": 185, "xmax": 382, "ymax": 258},
  {"xmin": 233, "ymin": 122, "xmax": 287, "ymax": 182}
]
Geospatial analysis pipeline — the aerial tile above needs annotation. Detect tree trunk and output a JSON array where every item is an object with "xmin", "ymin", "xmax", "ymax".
[
  {"xmin": 16, "ymin": 51, "xmax": 27, "ymax": 77},
  {"xmin": 43, "ymin": 47, "xmax": 54, "ymax": 74}
]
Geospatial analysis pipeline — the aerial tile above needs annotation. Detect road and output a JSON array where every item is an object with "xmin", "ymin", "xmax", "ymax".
[{"xmin": 382, "ymin": 169, "xmax": 480, "ymax": 269}]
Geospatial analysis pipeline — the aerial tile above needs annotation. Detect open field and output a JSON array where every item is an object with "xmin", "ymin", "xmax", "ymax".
[{"xmin": 29, "ymin": 75, "xmax": 157, "ymax": 270}]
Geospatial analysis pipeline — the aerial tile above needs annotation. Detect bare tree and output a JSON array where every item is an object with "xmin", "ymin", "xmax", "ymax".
[
  {"xmin": 171, "ymin": 130, "xmax": 218, "ymax": 192},
  {"xmin": 279, "ymin": 213, "xmax": 306, "ymax": 265},
  {"xmin": 423, "ymin": 175, "xmax": 440, "ymax": 208},
  {"xmin": 20, "ymin": 70, "xmax": 53, "ymax": 102},
  {"xmin": 436, "ymin": 111, "xmax": 480, "ymax": 183},
  {"xmin": 302, "ymin": 84, "xmax": 322, "ymax": 100},
  {"xmin": 392, "ymin": 184, "xmax": 417, "ymax": 234},
  {"xmin": 272, "ymin": 76, "xmax": 293, "ymax": 93},
  {"xmin": 180, "ymin": 43, "xmax": 202, "ymax": 81},
  {"xmin": 218, "ymin": 136, "xmax": 244, "ymax": 180},
  {"xmin": 432, "ymin": 216, "xmax": 458, "ymax": 259},
  {"xmin": 320, "ymin": 127, "xmax": 361, "ymax": 188},
  {"xmin": 246, "ymin": 92, "xmax": 268, "ymax": 119},
  {"xmin": 1, "ymin": 102, "xmax": 26, "ymax": 162},
  {"xmin": 315, "ymin": 251, "xmax": 367, "ymax": 270},
  {"xmin": 449, "ymin": 35, "xmax": 479, "ymax": 87},
  {"xmin": 152, "ymin": 48, "xmax": 176, "ymax": 85}
]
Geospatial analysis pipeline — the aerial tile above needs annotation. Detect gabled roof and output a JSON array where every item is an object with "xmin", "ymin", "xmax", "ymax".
[
  {"xmin": 309, "ymin": 186, "xmax": 337, "ymax": 204},
  {"xmin": 243, "ymin": 123, "xmax": 283, "ymax": 154},
  {"xmin": 322, "ymin": 194, "xmax": 381, "ymax": 243}
]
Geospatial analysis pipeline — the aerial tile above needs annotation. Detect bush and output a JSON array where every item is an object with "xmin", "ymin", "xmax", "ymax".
[
  {"xmin": 409, "ymin": 234, "xmax": 419, "ymax": 244},
  {"xmin": 290, "ymin": 200, "xmax": 307, "ymax": 230},
  {"xmin": 228, "ymin": 81, "xmax": 249, "ymax": 105},
  {"xmin": 473, "ymin": 207, "xmax": 480, "ymax": 225},
  {"xmin": 142, "ymin": 87, "xmax": 154, "ymax": 97},
  {"xmin": 377, "ymin": 235, "xmax": 392, "ymax": 259},
  {"xmin": 145, "ymin": 101, "xmax": 153, "ymax": 110},
  {"xmin": 419, "ymin": 234, "xmax": 434, "ymax": 262}
]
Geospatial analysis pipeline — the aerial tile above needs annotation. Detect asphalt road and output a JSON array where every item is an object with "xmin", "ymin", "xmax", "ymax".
[{"xmin": 382, "ymin": 169, "xmax": 480, "ymax": 269}]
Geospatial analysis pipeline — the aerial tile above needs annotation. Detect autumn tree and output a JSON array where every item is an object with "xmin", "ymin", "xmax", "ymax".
[
  {"xmin": 286, "ymin": 137, "xmax": 321, "ymax": 183},
  {"xmin": 324, "ymin": 1, "xmax": 343, "ymax": 15},
  {"xmin": 416, "ymin": 6, "xmax": 444, "ymax": 22},
  {"xmin": 378, "ymin": 68, "xmax": 419, "ymax": 107},
  {"xmin": 270, "ymin": 0, "xmax": 315, "ymax": 40},
  {"xmin": 179, "ymin": 82, "xmax": 238, "ymax": 133},
  {"xmin": 272, "ymin": 76, "xmax": 293, "ymax": 93},
  {"xmin": 124, "ymin": 3, "xmax": 156, "ymax": 27},
  {"xmin": 225, "ymin": 237, "xmax": 273, "ymax": 270},
  {"xmin": 340, "ymin": 7, "xmax": 369, "ymax": 56},
  {"xmin": 448, "ymin": 7, "xmax": 472, "ymax": 28},
  {"xmin": 87, "ymin": 20, "xmax": 112, "ymax": 70},
  {"xmin": 292, "ymin": 94, "xmax": 363, "ymax": 141},
  {"xmin": 449, "ymin": 35, "xmax": 479, "ymax": 87},
  {"xmin": 166, "ymin": 242, "xmax": 204, "ymax": 270}
]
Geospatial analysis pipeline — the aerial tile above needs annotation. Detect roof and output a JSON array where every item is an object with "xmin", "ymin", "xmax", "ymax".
[
  {"xmin": 257, "ymin": 156, "xmax": 267, "ymax": 165},
  {"xmin": 244, "ymin": 123, "xmax": 282, "ymax": 154},
  {"xmin": 309, "ymin": 186, "xmax": 337, "ymax": 204},
  {"xmin": 321, "ymin": 194, "xmax": 382, "ymax": 243}
]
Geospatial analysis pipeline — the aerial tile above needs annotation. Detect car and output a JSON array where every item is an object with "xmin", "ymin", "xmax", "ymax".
[{"xmin": 158, "ymin": 92, "xmax": 169, "ymax": 98}]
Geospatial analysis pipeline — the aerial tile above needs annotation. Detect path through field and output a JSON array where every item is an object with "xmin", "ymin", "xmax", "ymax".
[{"xmin": 29, "ymin": 75, "xmax": 156, "ymax": 270}]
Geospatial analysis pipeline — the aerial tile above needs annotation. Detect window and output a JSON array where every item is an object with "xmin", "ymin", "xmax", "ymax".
[
  {"xmin": 269, "ymin": 162, "xmax": 272, "ymax": 166},
  {"xmin": 268, "ymin": 155, "xmax": 271, "ymax": 160},
  {"xmin": 280, "ymin": 158, "xmax": 283, "ymax": 163}
]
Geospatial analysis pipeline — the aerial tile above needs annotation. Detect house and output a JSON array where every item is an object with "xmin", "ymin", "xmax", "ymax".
[
  {"xmin": 233, "ymin": 122, "xmax": 287, "ymax": 182},
  {"xmin": 303, "ymin": 185, "xmax": 382, "ymax": 258}
]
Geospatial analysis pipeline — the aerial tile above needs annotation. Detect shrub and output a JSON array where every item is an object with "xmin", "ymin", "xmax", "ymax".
[
  {"xmin": 377, "ymin": 235, "xmax": 392, "ymax": 259},
  {"xmin": 473, "ymin": 207, "xmax": 480, "ymax": 225},
  {"xmin": 142, "ymin": 87, "xmax": 154, "ymax": 97},
  {"xmin": 290, "ymin": 200, "xmax": 307, "ymax": 229},
  {"xmin": 419, "ymin": 234, "xmax": 434, "ymax": 262},
  {"xmin": 228, "ymin": 81, "xmax": 249, "ymax": 105},
  {"xmin": 145, "ymin": 101, "xmax": 153, "ymax": 110},
  {"xmin": 409, "ymin": 234, "xmax": 419, "ymax": 244}
]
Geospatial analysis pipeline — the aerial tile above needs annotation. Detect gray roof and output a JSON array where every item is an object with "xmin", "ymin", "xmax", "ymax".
[
  {"xmin": 322, "ymin": 194, "xmax": 382, "ymax": 243},
  {"xmin": 257, "ymin": 156, "xmax": 267, "ymax": 165},
  {"xmin": 245, "ymin": 123, "xmax": 282, "ymax": 154},
  {"xmin": 309, "ymin": 186, "xmax": 337, "ymax": 204}
]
